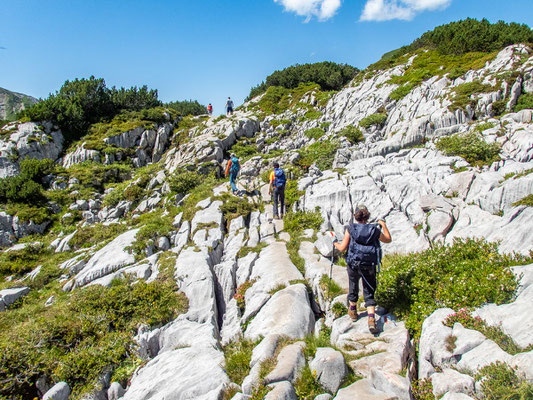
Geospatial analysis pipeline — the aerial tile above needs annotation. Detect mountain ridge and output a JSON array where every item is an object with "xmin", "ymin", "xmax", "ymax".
[{"xmin": 0, "ymin": 87, "xmax": 37, "ymax": 121}]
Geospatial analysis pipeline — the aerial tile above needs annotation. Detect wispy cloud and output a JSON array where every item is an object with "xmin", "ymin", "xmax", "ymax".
[
  {"xmin": 360, "ymin": 0, "xmax": 452, "ymax": 21},
  {"xmin": 0, "ymin": 46, "xmax": 6, "ymax": 50},
  {"xmin": 274, "ymin": 0, "xmax": 342, "ymax": 22}
]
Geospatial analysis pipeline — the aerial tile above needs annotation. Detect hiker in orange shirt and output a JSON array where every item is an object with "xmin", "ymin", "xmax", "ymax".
[
  {"xmin": 225, "ymin": 154, "xmax": 240, "ymax": 194},
  {"xmin": 268, "ymin": 162, "xmax": 286, "ymax": 219}
]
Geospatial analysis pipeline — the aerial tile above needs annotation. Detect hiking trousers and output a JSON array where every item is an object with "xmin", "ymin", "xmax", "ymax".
[
  {"xmin": 229, "ymin": 171, "xmax": 238, "ymax": 193},
  {"xmin": 273, "ymin": 186, "xmax": 285, "ymax": 217},
  {"xmin": 347, "ymin": 262, "xmax": 377, "ymax": 307}
]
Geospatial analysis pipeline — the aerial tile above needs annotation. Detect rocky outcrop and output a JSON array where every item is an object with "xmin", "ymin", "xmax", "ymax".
[
  {"xmin": 418, "ymin": 264, "xmax": 533, "ymax": 398},
  {"xmin": 0, "ymin": 121, "xmax": 63, "ymax": 178}
]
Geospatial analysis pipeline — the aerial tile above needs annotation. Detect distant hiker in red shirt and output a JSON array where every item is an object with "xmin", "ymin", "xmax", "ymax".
[
  {"xmin": 225, "ymin": 153, "xmax": 240, "ymax": 194},
  {"xmin": 207, "ymin": 103, "xmax": 213, "ymax": 116}
]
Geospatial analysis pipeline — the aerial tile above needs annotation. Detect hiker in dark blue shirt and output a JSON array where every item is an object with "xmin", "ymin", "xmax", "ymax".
[
  {"xmin": 333, "ymin": 205, "xmax": 391, "ymax": 334},
  {"xmin": 268, "ymin": 162, "xmax": 286, "ymax": 219}
]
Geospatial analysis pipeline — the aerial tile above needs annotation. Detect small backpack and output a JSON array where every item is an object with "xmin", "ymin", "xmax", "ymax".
[
  {"xmin": 274, "ymin": 168, "xmax": 286, "ymax": 187},
  {"xmin": 345, "ymin": 223, "xmax": 381, "ymax": 267},
  {"xmin": 230, "ymin": 157, "xmax": 240, "ymax": 174}
]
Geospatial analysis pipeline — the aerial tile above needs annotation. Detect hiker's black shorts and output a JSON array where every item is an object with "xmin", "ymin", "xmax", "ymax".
[{"xmin": 347, "ymin": 262, "xmax": 377, "ymax": 307}]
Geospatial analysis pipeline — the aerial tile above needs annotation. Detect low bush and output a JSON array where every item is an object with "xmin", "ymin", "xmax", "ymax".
[
  {"xmin": 304, "ymin": 127, "xmax": 325, "ymax": 140},
  {"xmin": 129, "ymin": 210, "xmax": 174, "ymax": 256},
  {"xmin": 223, "ymin": 339, "xmax": 256, "ymax": 385},
  {"xmin": 304, "ymin": 110, "xmax": 322, "ymax": 120},
  {"xmin": 168, "ymin": 169, "xmax": 202, "ymax": 195},
  {"xmin": 0, "ymin": 277, "xmax": 187, "ymax": 398},
  {"xmin": 475, "ymin": 362, "xmax": 533, "ymax": 400},
  {"xmin": 0, "ymin": 242, "xmax": 44, "ymax": 276},
  {"xmin": 332, "ymin": 302, "xmax": 348, "ymax": 319},
  {"xmin": 513, "ymin": 194, "xmax": 533, "ymax": 207},
  {"xmin": 339, "ymin": 125, "xmax": 364, "ymax": 144},
  {"xmin": 359, "ymin": 113, "xmax": 387, "ymax": 129},
  {"xmin": 376, "ymin": 238, "xmax": 531, "ymax": 338},
  {"xmin": 436, "ymin": 132, "xmax": 501, "ymax": 166},
  {"xmin": 294, "ymin": 365, "xmax": 325, "ymax": 399},
  {"xmin": 69, "ymin": 223, "xmax": 127, "ymax": 250},
  {"xmin": 514, "ymin": 93, "xmax": 533, "ymax": 112},
  {"xmin": 284, "ymin": 209, "xmax": 323, "ymax": 237},
  {"xmin": 389, "ymin": 84, "xmax": 414, "ymax": 101},
  {"xmin": 217, "ymin": 193, "xmax": 260, "ymax": 222},
  {"xmin": 297, "ymin": 140, "xmax": 339, "ymax": 171},
  {"xmin": 234, "ymin": 280, "xmax": 255, "ymax": 311}
]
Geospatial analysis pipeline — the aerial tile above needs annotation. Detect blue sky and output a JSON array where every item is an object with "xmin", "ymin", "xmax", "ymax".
[{"xmin": 1, "ymin": 0, "xmax": 532, "ymax": 114}]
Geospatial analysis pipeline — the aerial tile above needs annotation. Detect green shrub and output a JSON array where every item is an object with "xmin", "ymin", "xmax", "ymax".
[
  {"xmin": 297, "ymin": 140, "xmax": 339, "ymax": 171},
  {"xmin": 492, "ymin": 99, "xmax": 507, "ymax": 116},
  {"xmin": 376, "ymin": 238, "xmax": 530, "ymax": 338},
  {"xmin": 514, "ymin": 93, "xmax": 533, "ymax": 112},
  {"xmin": 513, "ymin": 194, "xmax": 533, "ymax": 207},
  {"xmin": 69, "ymin": 223, "xmax": 128, "ymax": 250},
  {"xmin": 223, "ymin": 339, "xmax": 256, "ymax": 385},
  {"xmin": 284, "ymin": 210, "xmax": 323, "ymax": 236},
  {"xmin": 339, "ymin": 125, "xmax": 364, "ymax": 144},
  {"xmin": 231, "ymin": 140, "xmax": 259, "ymax": 159},
  {"xmin": 0, "ymin": 243, "xmax": 44, "ymax": 276},
  {"xmin": 359, "ymin": 113, "xmax": 387, "ymax": 129},
  {"xmin": 165, "ymin": 99, "xmax": 206, "ymax": 116},
  {"xmin": 304, "ymin": 128, "xmax": 325, "ymax": 140},
  {"xmin": 284, "ymin": 180, "xmax": 304, "ymax": 210},
  {"xmin": 304, "ymin": 110, "xmax": 322, "ymax": 120},
  {"xmin": 475, "ymin": 362, "xmax": 533, "ymax": 400},
  {"xmin": 449, "ymin": 81, "xmax": 494, "ymax": 111},
  {"xmin": 332, "ymin": 302, "xmax": 348, "ymax": 319},
  {"xmin": 294, "ymin": 365, "xmax": 325, "ymax": 399},
  {"xmin": 168, "ymin": 169, "xmax": 202, "ymax": 195},
  {"xmin": 0, "ymin": 277, "xmax": 186, "ymax": 398},
  {"xmin": 411, "ymin": 378, "xmax": 434, "ymax": 400},
  {"xmin": 129, "ymin": 210, "xmax": 174, "ymax": 256},
  {"xmin": 389, "ymin": 84, "xmax": 414, "ymax": 101},
  {"xmin": 436, "ymin": 132, "xmax": 501, "ymax": 166},
  {"xmin": 246, "ymin": 61, "xmax": 358, "ymax": 100},
  {"xmin": 217, "ymin": 193, "xmax": 259, "ymax": 222},
  {"xmin": 234, "ymin": 280, "xmax": 255, "ymax": 311}
]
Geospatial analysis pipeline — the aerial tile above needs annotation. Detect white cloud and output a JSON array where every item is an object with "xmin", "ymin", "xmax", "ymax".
[
  {"xmin": 274, "ymin": 0, "xmax": 342, "ymax": 21},
  {"xmin": 360, "ymin": 0, "xmax": 451, "ymax": 21}
]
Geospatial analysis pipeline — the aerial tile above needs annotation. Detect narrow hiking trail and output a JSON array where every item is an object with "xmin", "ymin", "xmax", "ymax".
[{"xmin": 114, "ymin": 181, "xmax": 415, "ymax": 400}]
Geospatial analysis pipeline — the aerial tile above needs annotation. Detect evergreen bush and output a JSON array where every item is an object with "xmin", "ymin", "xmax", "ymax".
[
  {"xmin": 436, "ymin": 132, "xmax": 501, "ymax": 166},
  {"xmin": 376, "ymin": 238, "xmax": 530, "ymax": 338}
]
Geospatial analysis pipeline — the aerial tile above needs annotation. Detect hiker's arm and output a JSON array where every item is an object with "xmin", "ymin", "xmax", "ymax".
[
  {"xmin": 377, "ymin": 220, "xmax": 392, "ymax": 243},
  {"xmin": 334, "ymin": 229, "xmax": 350, "ymax": 252}
]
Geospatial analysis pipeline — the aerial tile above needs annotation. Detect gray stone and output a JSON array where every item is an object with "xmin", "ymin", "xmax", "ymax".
[
  {"xmin": 245, "ymin": 284, "xmax": 314, "ymax": 341},
  {"xmin": 370, "ymin": 369, "xmax": 410, "ymax": 400},
  {"xmin": 431, "ymin": 368, "xmax": 474, "ymax": 398},
  {"xmin": 264, "ymin": 342, "xmax": 306, "ymax": 385},
  {"xmin": 43, "ymin": 382, "xmax": 70, "ymax": 400},
  {"xmin": 333, "ymin": 378, "xmax": 395, "ymax": 400},
  {"xmin": 0, "ymin": 287, "xmax": 30, "ymax": 311},
  {"xmin": 456, "ymin": 339, "xmax": 513, "ymax": 372},
  {"xmin": 73, "ymin": 229, "xmax": 139, "ymax": 287},
  {"xmin": 309, "ymin": 347, "xmax": 346, "ymax": 394},
  {"xmin": 418, "ymin": 308, "xmax": 454, "ymax": 379},
  {"xmin": 265, "ymin": 381, "xmax": 298, "ymax": 400},
  {"xmin": 107, "ymin": 382, "xmax": 125, "ymax": 400}
]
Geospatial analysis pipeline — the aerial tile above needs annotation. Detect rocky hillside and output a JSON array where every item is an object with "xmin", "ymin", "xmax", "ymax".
[
  {"xmin": 0, "ymin": 87, "xmax": 37, "ymax": 121},
  {"xmin": 1, "ymin": 20, "xmax": 533, "ymax": 400}
]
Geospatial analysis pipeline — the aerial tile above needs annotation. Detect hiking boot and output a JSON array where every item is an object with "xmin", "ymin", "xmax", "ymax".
[
  {"xmin": 368, "ymin": 314, "xmax": 378, "ymax": 334},
  {"xmin": 348, "ymin": 302, "xmax": 358, "ymax": 321}
]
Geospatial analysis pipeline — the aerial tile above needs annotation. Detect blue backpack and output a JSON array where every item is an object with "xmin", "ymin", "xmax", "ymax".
[
  {"xmin": 345, "ymin": 223, "xmax": 381, "ymax": 267},
  {"xmin": 230, "ymin": 157, "xmax": 240, "ymax": 174},
  {"xmin": 274, "ymin": 168, "xmax": 286, "ymax": 187}
]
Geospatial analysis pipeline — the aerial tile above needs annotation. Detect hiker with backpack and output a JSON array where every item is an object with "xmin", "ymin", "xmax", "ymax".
[
  {"xmin": 225, "ymin": 153, "xmax": 240, "ymax": 195},
  {"xmin": 333, "ymin": 205, "xmax": 391, "ymax": 334},
  {"xmin": 207, "ymin": 103, "xmax": 213, "ymax": 116},
  {"xmin": 268, "ymin": 162, "xmax": 286, "ymax": 219},
  {"xmin": 226, "ymin": 97, "xmax": 234, "ymax": 116}
]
